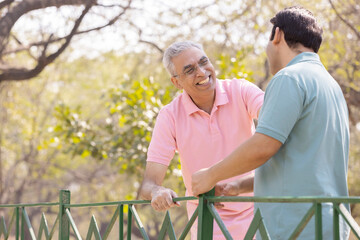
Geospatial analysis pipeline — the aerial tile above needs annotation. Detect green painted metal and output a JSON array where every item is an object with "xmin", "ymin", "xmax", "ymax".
[
  {"xmin": 127, "ymin": 205, "xmax": 132, "ymax": 240},
  {"xmin": 207, "ymin": 202, "xmax": 232, "ymax": 240},
  {"xmin": 21, "ymin": 207, "xmax": 24, "ymax": 240},
  {"xmin": 65, "ymin": 209, "xmax": 82, "ymax": 240},
  {"xmin": 59, "ymin": 190, "xmax": 70, "ymax": 240},
  {"xmin": 86, "ymin": 215, "xmax": 102, "ymax": 240},
  {"xmin": 103, "ymin": 205, "xmax": 120, "ymax": 240},
  {"xmin": 36, "ymin": 212, "xmax": 58, "ymax": 240},
  {"xmin": 119, "ymin": 205, "xmax": 124, "ymax": 240},
  {"xmin": 65, "ymin": 200, "xmax": 150, "ymax": 208},
  {"xmin": 158, "ymin": 211, "xmax": 176, "ymax": 240},
  {"xmin": 173, "ymin": 196, "xmax": 197, "ymax": 202},
  {"xmin": 0, "ymin": 208, "xmax": 25, "ymax": 240},
  {"xmin": 197, "ymin": 188, "xmax": 215, "ymax": 240},
  {"xmin": 16, "ymin": 207, "xmax": 19, "ymax": 240},
  {"xmin": 288, "ymin": 203, "xmax": 315, "ymax": 239},
  {"xmin": 0, "ymin": 190, "xmax": 360, "ymax": 240},
  {"xmin": 333, "ymin": 203, "xmax": 340, "ymax": 240},
  {"xmin": 315, "ymin": 203, "xmax": 323, "ymax": 240},
  {"xmin": 0, "ymin": 216, "xmax": 8, "ymax": 238},
  {"xmin": 22, "ymin": 208, "xmax": 37, "ymax": 240},
  {"xmin": 158, "ymin": 211, "xmax": 170, "ymax": 240},
  {"xmin": 49, "ymin": 214, "xmax": 59, "ymax": 240},
  {"xmin": 178, "ymin": 206, "xmax": 198, "ymax": 240},
  {"xmin": 8, "ymin": 209, "xmax": 16, "ymax": 240},
  {"xmin": 206, "ymin": 196, "xmax": 360, "ymax": 203},
  {"xmin": 0, "ymin": 203, "xmax": 59, "ymax": 208},
  {"xmin": 37, "ymin": 213, "xmax": 50, "ymax": 240},
  {"xmin": 244, "ymin": 208, "xmax": 270, "ymax": 240},
  {"xmin": 257, "ymin": 215, "xmax": 271, "ymax": 240},
  {"xmin": 129, "ymin": 205, "xmax": 149, "ymax": 240},
  {"xmin": 335, "ymin": 203, "xmax": 360, "ymax": 238}
]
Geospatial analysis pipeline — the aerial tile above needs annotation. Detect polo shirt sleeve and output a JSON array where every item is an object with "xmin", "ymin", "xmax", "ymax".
[
  {"xmin": 146, "ymin": 108, "xmax": 176, "ymax": 166},
  {"xmin": 256, "ymin": 74, "xmax": 305, "ymax": 144},
  {"xmin": 241, "ymin": 79, "xmax": 264, "ymax": 119}
]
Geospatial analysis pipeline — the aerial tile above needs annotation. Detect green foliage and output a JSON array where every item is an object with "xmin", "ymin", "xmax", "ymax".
[
  {"xmin": 51, "ymin": 77, "xmax": 177, "ymax": 179},
  {"xmin": 216, "ymin": 48, "xmax": 255, "ymax": 82}
]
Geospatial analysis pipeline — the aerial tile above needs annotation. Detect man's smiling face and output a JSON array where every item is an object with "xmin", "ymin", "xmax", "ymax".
[{"xmin": 170, "ymin": 47, "xmax": 216, "ymax": 102}]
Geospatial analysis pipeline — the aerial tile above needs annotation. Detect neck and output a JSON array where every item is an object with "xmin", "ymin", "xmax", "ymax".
[
  {"xmin": 190, "ymin": 91, "xmax": 215, "ymax": 115},
  {"xmin": 280, "ymin": 46, "xmax": 314, "ymax": 70}
]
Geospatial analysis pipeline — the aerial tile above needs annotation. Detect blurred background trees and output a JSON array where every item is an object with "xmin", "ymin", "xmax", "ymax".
[{"xmin": 0, "ymin": 0, "xmax": 359, "ymax": 238}]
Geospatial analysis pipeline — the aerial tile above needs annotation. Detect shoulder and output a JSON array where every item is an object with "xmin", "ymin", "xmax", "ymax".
[
  {"xmin": 271, "ymin": 68, "xmax": 302, "ymax": 87},
  {"xmin": 158, "ymin": 93, "xmax": 185, "ymax": 119},
  {"xmin": 218, "ymin": 78, "xmax": 262, "ymax": 92}
]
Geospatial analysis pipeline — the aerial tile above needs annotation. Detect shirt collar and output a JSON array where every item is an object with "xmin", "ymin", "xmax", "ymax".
[
  {"xmin": 182, "ymin": 79, "xmax": 229, "ymax": 116},
  {"xmin": 286, "ymin": 52, "xmax": 321, "ymax": 67}
]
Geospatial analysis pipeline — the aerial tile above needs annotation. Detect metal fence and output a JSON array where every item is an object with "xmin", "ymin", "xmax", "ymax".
[{"xmin": 0, "ymin": 189, "xmax": 360, "ymax": 240}]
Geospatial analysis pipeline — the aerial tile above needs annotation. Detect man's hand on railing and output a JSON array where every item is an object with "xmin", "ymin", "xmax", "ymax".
[
  {"xmin": 151, "ymin": 187, "xmax": 180, "ymax": 211},
  {"xmin": 215, "ymin": 174, "xmax": 254, "ymax": 197},
  {"xmin": 215, "ymin": 181, "xmax": 242, "ymax": 197},
  {"xmin": 191, "ymin": 168, "xmax": 216, "ymax": 197},
  {"xmin": 212, "ymin": 181, "xmax": 247, "ymax": 209}
]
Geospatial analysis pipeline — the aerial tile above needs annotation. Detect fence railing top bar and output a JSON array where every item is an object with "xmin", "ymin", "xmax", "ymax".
[
  {"xmin": 0, "ymin": 202, "xmax": 60, "ymax": 208},
  {"xmin": 1, "ymin": 196, "xmax": 359, "ymax": 209},
  {"xmin": 173, "ymin": 196, "xmax": 198, "ymax": 202},
  {"xmin": 65, "ymin": 200, "xmax": 151, "ymax": 208},
  {"xmin": 206, "ymin": 196, "xmax": 360, "ymax": 203},
  {"xmin": 64, "ymin": 196, "xmax": 197, "ymax": 208}
]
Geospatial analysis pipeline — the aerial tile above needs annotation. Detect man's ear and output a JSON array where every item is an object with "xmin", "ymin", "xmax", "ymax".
[
  {"xmin": 272, "ymin": 27, "xmax": 282, "ymax": 45},
  {"xmin": 171, "ymin": 77, "xmax": 183, "ymax": 90}
]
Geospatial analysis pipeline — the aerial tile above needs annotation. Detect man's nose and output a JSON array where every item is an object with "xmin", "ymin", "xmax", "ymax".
[{"xmin": 195, "ymin": 65, "xmax": 206, "ymax": 76}]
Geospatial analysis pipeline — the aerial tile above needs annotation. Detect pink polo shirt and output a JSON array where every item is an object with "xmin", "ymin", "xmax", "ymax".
[{"xmin": 147, "ymin": 78, "xmax": 264, "ymax": 239}]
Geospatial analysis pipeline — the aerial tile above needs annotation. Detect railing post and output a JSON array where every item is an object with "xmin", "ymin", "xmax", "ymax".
[
  {"xmin": 15, "ymin": 207, "xmax": 19, "ymax": 240},
  {"xmin": 119, "ymin": 204, "xmax": 124, "ymax": 240},
  {"xmin": 333, "ymin": 203, "xmax": 340, "ymax": 240},
  {"xmin": 315, "ymin": 203, "xmax": 322, "ymax": 240},
  {"xmin": 197, "ymin": 188, "xmax": 215, "ymax": 240},
  {"xmin": 127, "ymin": 204, "xmax": 132, "ymax": 240},
  {"xmin": 59, "ymin": 190, "xmax": 70, "ymax": 240},
  {"xmin": 21, "ymin": 207, "xmax": 24, "ymax": 240}
]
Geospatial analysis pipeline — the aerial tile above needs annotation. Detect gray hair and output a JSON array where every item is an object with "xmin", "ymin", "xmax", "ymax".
[{"xmin": 162, "ymin": 41, "xmax": 203, "ymax": 76}]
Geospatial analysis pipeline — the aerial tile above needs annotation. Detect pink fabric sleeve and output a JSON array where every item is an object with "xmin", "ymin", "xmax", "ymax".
[
  {"xmin": 240, "ymin": 79, "xmax": 264, "ymax": 119},
  {"xmin": 146, "ymin": 108, "xmax": 176, "ymax": 166}
]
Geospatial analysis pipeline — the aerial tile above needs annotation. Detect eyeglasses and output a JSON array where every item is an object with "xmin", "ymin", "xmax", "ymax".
[{"xmin": 173, "ymin": 57, "xmax": 210, "ymax": 78}]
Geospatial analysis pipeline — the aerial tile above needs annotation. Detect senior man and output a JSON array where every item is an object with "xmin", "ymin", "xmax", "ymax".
[{"xmin": 140, "ymin": 41, "xmax": 264, "ymax": 239}]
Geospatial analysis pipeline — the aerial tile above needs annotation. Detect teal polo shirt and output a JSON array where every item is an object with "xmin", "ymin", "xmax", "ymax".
[{"xmin": 255, "ymin": 52, "xmax": 350, "ymax": 239}]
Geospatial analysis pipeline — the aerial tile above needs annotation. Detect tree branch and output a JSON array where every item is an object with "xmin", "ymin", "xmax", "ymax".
[
  {"xmin": 0, "ymin": 0, "xmax": 95, "ymax": 54},
  {"xmin": 3, "ymin": 3, "xmax": 131, "ymax": 56},
  {"xmin": 0, "ymin": 0, "xmax": 14, "ymax": 11},
  {"xmin": 328, "ymin": 0, "xmax": 360, "ymax": 40},
  {"xmin": 129, "ymin": 21, "xmax": 164, "ymax": 54},
  {"xmin": 0, "ymin": 1, "xmax": 94, "ymax": 82}
]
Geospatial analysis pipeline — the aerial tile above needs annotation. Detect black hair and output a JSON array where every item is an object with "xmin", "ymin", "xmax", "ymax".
[{"xmin": 270, "ymin": 6, "xmax": 323, "ymax": 53}]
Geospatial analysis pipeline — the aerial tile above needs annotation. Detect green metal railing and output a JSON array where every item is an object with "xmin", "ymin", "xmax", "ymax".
[{"xmin": 0, "ymin": 189, "xmax": 360, "ymax": 239}]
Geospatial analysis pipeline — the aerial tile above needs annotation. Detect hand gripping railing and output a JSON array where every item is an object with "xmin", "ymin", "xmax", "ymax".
[{"xmin": 0, "ymin": 189, "xmax": 359, "ymax": 239}]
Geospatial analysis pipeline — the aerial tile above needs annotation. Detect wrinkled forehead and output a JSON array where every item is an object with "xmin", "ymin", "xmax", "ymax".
[{"xmin": 172, "ymin": 47, "xmax": 207, "ymax": 69}]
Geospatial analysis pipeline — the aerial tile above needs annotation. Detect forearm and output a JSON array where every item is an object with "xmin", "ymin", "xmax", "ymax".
[
  {"xmin": 140, "ymin": 180, "xmax": 161, "ymax": 200},
  {"xmin": 140, "ymin": 162, "xmax": 169, "ymax": 200},
  {"xmin": 237, "ymin": 174, "xmax": 254, "ymax": 194},
  {"xmin": 210, "ymin": 133, "xmax": 281, "ymax": 184}
]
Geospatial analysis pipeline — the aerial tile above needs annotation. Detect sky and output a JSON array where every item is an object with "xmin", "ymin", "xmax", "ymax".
[{"xmin": 13, "ymin": 0, "xmax": 269, "ymax": 59}]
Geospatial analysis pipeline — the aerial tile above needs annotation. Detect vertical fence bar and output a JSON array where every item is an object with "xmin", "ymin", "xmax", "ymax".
[
  {"xmin": 333, "ymin": 203, "xmax": 340, "ymax": 240},
  {"xmin": 59, "ymin": 190, "xmax": 70, "ymax": 240},
  {"xmin": 197, "ymin": 188, "xmax": 215, "ymax": 240},
  {"xmin": 16, "ymin": 207, "xmax": 19, "ymax": 240},
  {"xmin": 127, "ymin": 204, "xmax": 132, "ymax": 240},
  {"xmin": 119, "ymin": 205, "xmax": 124, "ymax": 240},
  {"xmin": 21, "ymin": 208, "xmax": 24, "ymax": 240},
  {"xmin": 315, "ymin": 203, "xmax": 322, "ymax": 240}
]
